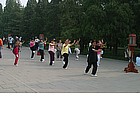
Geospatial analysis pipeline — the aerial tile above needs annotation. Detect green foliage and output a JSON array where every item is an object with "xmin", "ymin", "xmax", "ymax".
[
  {"xmin": 0, "ymin": 0, "xmax": 140, "ymax": 58},
  {"xmin": 2, "ymin": 0, "xmax": 23, "ymax": 36}
]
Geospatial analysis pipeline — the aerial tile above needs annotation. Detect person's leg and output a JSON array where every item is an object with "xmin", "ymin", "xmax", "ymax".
[
  {"xmin": 14, "ymin": 54, "xmax": 19, "ymax": 65},
  {"xmin": 0, "ymin": 46, "xmax": 2, "ymax": 58},
  {"xmin": 56, "ymin": 50, "xmax": 59, "ymax": 59},
  {"xmin": 42, "ymin": 50, "xmax": 44, "ymax": 60},
  {"xmin": 31, "ymin": 48, "xmax": 35, "ymax": 59},
  {"xmin": 49, "ymin": 51, "xmax": 53, "ymax": 65},
  {"xmin": 92, "ymin": 62, "xmax": 98, "ymax": 75},
  {"xmin": 97, "ymin": 54, "xmax": 101, "ymax": 66},
  {"xmin": 63, "ymin": 53, "xmax": 69, "ymax": 68},
  {"xmin": 85, "ymin": 62, "xmax": 92, "ymax": 73},
  {"xmin": 39, "ymin": 50, "xmax": 43, "ymax": 61},
  {"xmin": 52, "ymin": 52, "xmax": 55, "ymax": 62}
]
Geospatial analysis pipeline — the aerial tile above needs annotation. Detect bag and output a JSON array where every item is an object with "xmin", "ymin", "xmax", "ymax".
[{"xmin": 37, "ymin": 51, "xmax": 40, "ymax": 55}]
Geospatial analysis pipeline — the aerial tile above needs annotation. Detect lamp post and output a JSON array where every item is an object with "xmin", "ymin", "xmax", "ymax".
[{"xmin": 124, "ymin": 34, "xmax": 138, "ymax": 73}]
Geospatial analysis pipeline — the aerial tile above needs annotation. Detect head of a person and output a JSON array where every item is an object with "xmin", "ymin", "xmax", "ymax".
[
  {"xmin": 65, "ymin": 39, "xmax": 69, "ymax": 44},
  {"xmin": 92, "ymin": 40, "xmax": 96, "ymax": 46},
  {"xmin": 50, "ymin": 40, "xmax": 54, "ymax": 43},
  {"xmin": 15, "ymin": 41, "xmax": 20, "ymax": 46}
]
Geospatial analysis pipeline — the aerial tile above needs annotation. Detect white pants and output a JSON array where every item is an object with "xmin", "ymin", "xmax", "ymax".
[
  {"xmin": 75, "ymin": 48, "xmax": 80, "ymax": 58},
  {"xmin": 136, "ymin": 57, "xmax": 140, "ymax": 66},
  {"xmin": 97, "ymin": 54, "xmax": 101, "ymax": 66}
]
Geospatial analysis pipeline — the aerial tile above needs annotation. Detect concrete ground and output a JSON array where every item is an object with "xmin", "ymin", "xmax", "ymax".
[{"xmin": 0, "ymin": 46, "xmax": 140, "ymax": 93}]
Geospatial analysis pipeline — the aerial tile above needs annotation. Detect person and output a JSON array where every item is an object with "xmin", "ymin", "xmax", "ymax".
[
  {"xmin": 100, "ymin": 39, "xmax": 106, "ymax": 58},
  {"xmin": 38, "ymin": 39, "xmax": 45, "ymax": 62},
  {"xmin": 61, "ymin": 39, "xmax": 76, "ymax": 69},
  {"xmin": 136, "ymin": 53, "xmax": 140, "ymax": 66},
  {"xmin": 29, "ymin": 39, "xmax": 36, "ymax": 59},
  {"xmin": 0, "ymin": 38, "xmax": 4, "ymax": 58},
  {"xmin": 48, "ymin": 40, "xmax": 56, "ymax": 65},
  {"xmin": 97, "ymin": 40, "xmax": 102, "ymax": 67},
  {"xmin": 89, "ymin": 40, "xmax": 92, "ymax": 48},
  {"xmin": 35, "ymin": 37, "xmax": 40, "ymax": 50},
  {"xmin": 13, "ymin": 41, "xmax": 20, "ymax": 66},
  {"xmin": 3, "ymin": 36, "xmax": 6, "ymax": 45},
  {"xmin": 56, "ymin": 40, "xmax": 63, "ymax": 60},
  {"xmin": 74, "ymin": 39, "xmax": 80, "ymax": 60},
  {"xmin": 9, "ymin": 36, "xmax": 14, "ymax": 49},
  {"xmin": 84, "ymin": 40, "xmax": 101, "ymax": 77}
]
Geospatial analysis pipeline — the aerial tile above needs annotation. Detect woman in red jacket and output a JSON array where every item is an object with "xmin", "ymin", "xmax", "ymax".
[{"xmin": 13, "ymin": 41, "xmax": 20, "ymax": 66}]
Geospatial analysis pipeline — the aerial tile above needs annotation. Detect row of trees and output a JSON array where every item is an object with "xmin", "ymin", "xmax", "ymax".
[{"xmin": 0, "ymin": 0, "xmax": 140, "ymax": 54}]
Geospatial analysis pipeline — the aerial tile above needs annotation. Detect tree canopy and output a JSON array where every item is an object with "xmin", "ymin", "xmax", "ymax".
[{"xmin": 0, "ymin": 0, "xmax": 140, "ymax": 54}]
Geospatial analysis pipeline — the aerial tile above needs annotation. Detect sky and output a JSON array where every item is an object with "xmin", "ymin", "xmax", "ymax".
[
  {"xmin": 1, "ymin": 0, "xmax": 51, "ymax": 7},
  {"xmin": 1, "ymin": 0, "xmax": 28, "ymax": 7}
]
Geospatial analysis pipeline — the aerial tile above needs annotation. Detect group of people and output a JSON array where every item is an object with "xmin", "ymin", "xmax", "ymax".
[
  {"xmin": 85, "ymin": 39, "xmax": 106, "ymax": 77},
  {"xmin": 0, "ymin": 35, "xmax": 108, "ymax": 77},
  {"xmin": 29, "ymin": 37, "xmax": 81, "ymax": 69},
  {"xmin": 29, "ymin": 37, "xmax": 105, "ymax": 76}
]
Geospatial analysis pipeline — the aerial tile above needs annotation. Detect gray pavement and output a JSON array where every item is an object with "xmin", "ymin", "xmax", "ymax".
[{"xmin": 0, "ymin": 46, "xmax": 140, "ymax": 93}]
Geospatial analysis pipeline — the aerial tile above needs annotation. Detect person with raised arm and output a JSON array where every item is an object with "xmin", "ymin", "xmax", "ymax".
[{"xmin": 61, "ymin": 39, "xmax": 76, "ymax": 69}]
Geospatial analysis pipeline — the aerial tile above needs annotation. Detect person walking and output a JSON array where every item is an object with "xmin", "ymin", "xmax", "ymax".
[
  {"xmin": 61, "ymin": 39, "xmax": 76, "ymax": 69},
  {"xmin": 48, "ymin": 40, "xmax": 56, "ymax": 65},
  {"xmin": 38, "ymin": 39, "xmax": 45, "ymax": 62},
  {"xmin": 84, "ymin": 40, "xmax": 101, "ymax": 77},
  {"xmin": 0, "ymin": 38, "xmax": 4, "ymax": 58},
  {"xmin": 13, "ymin": 41, "xmax": 20, "ymax": 66},
  {"xmin": 29, "ymin": 39, "xmax": 36, "ymax": 59}
]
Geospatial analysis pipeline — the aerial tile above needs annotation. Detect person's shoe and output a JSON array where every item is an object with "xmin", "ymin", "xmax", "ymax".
[
  {"xmin": 42, "ymin": 59, "xmax": 45, "ymax": 62},
  {"xmin": 84, "ymin": 71, "xmax": 88, "ymax": 75},
  {"xmin": 14, "ymin": 64, "xmax": 18, "ymax": 67},
  {"xmin": 63, "ymin": 67, "xmax": 68, "ymax": 70},
  {"xmin": 91, "ymin": 74, "xmax": 97, "ymax": 77}
]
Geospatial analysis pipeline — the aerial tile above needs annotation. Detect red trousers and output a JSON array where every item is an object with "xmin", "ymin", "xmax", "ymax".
[{"xmin": 14, "ymin": 54, "xmax": 19, "ymax": 65}]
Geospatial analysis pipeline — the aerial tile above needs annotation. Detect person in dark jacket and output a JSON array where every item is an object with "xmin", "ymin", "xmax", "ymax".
[{"xmin": 84, "ymin": 40, "xmax": 101, "ymax": 77}]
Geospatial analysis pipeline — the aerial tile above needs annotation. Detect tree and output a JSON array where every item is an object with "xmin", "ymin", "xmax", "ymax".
[
  {"xmin": 35, "ymin": 0, "xmax": 48, "ymax": 37},
  {"xmin": 0, "ymin": 3, "xmax": 3, "ymax": 37},
  {"xmin": 60, "ymin": 0, "xmax": 83, "ymax": 40},
  {"xmin": 3, "ymin": 0, "xmax": 23, "ymax": 37},
  {"xmin": 104, "ymin": 1, "xmax": 135, "ymax": 54},
  {"xmin": 22, "ymin": 0, "xmax": 37, "ymax": 39},
  {"xmin": 43, "ymin": 0, "xmax": 62, "ymax": 39}
]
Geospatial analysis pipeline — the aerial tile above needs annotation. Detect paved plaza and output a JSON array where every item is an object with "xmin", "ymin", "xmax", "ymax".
[{"xmin": 0, "ymin": 46, "xmax": 140, "ymax": 93}]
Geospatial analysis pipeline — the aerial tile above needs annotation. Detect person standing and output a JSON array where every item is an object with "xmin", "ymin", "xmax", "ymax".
[
  {"xmin": 61, "ymin": 39, "xmax": 76, "ymax": 69},
  {"xmin": 13, "ymin": 41, "xmax": 20, "ymax": 66},
  {"xmin": 0, "ymin": 38, "xmax": 4, "ymax": 58},
  {"xmin": 38, "ymin": 39, "xmax": 45, "ymax": 62},
  {"xmin": 35, "ymin": 37, "xmax": 40, "ymax": 50},
  {"xmin": 9, "ymin": 36, "xmax": 14, "ymax": 49},
  {"xmin": 97, "ymin": 40, "xmax": 102, "ymax": 67},
  {"xmin": 56, "ymin": 40, "xmax": 63, "ymax": 60},
  {"xmin": 48, "ymin": 40, "xmax": 56, "ymax": 65},
  {"xmin": 29, "ymin": 39, "xmax": 36, "ymax": 59},
  {"xmin": 84, "ymin": 40, "xmax": 101, "ymax": 77},
  {"xmin": 74, "ymin": 40, "xmax": 80, "ymax": 60}
]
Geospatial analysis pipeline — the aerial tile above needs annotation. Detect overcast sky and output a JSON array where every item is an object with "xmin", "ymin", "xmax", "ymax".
[{"xmin": 1, "ymin": 0, "xmax": 28, "ymax": 7}]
